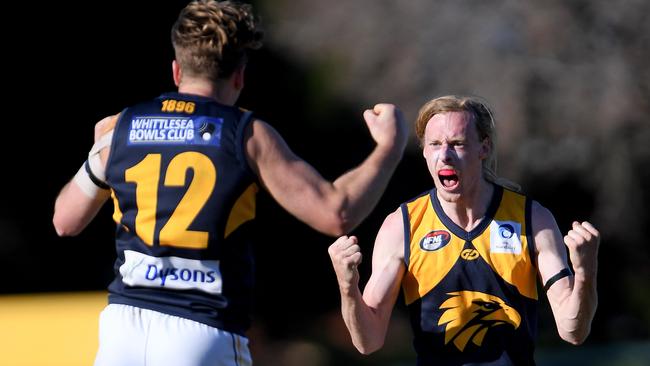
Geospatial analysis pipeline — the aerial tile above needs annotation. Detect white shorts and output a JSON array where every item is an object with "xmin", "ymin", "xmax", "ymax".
[{"xmin": 94, "ymin": 304, "xmax": 251, "ymax": 366}]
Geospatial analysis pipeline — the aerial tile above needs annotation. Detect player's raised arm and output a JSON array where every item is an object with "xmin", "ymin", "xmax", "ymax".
[
  {"xmin": 328, "ymin": 208, "xmax": 405, "ymax": 353},
  {"xmin": 246, "ymin": 104, "xmax": 408, "ymax": 236},
  {"xmin": 533, "ymin": 202, "xmax": 599, "ymax": 345}
]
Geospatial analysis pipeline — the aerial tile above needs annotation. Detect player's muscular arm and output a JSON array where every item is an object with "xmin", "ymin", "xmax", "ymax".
[
  {"xmin": 245, "ymin": 119, "xmax": 344, "ymax": 234},
  {"xmin": 533, "ymin": 202, "xmax": 599, "ymax": 345},
  {"xmin": 328, "ymin": 209, "xmax": 405, "ymax": 354},
  {"xmin": 245, "ymin": 104, "xmax": 407, "ymax": 236},
  {"xmin": 53, "ymin": 114, "xmax": 119, "ymax": 236}
]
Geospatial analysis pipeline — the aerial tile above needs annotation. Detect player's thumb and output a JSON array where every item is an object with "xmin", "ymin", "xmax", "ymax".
[{"xmin": 363, "ymin": 108, "xmax": 377, "ymax": 125}]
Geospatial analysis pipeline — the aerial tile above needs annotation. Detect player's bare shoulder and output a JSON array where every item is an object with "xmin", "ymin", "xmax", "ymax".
[
  {"xmin": 374, "ymin": 207, "xmax": 406, "ymax": 261},
  {"xmin": 531, "ymin": 200, "xmax": 560, "ymax": 234},
  {"xmin": 94, "ymin": 113, "xmax": 120, "ymax": 141},
  {"xmin": 381, "ymin": 208, "xmax": 405, "ymax": 234}
]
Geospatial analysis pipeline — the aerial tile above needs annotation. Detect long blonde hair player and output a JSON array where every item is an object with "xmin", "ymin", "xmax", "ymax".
[{"xmin": 328, "ymin": 95, "xmax": 599, "ymax": 365}]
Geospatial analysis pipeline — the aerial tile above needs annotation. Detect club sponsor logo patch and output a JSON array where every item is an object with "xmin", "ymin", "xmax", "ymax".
[
  {"xmin": 419, "ymin": 230, "xmax": 451, "ymax": 251},
  {"xmin": 119, "ymin": 250, "xmax": 222, "ymax": 294},
  {"xmin": 490, "ymin": 220, "xmax": 522, "ymax": 254},
  {"xmin": 127, "ymin": 116, "xmax": 223, "ymax": 146}
]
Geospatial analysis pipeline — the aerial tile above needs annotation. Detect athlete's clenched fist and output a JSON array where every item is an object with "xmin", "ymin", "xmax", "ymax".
[{"xmin": 328, "ymin": 235, "xmax": 363, "ymax": 293}]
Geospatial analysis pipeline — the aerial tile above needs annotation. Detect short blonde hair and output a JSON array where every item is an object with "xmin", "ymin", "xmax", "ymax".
[
  {"xmin": 171, "ymin": 0, "xmax": 263, "ymax": 81},
  {"xmin": 416, "ymin": 95, "xmax": 520, "ymax": 191}
]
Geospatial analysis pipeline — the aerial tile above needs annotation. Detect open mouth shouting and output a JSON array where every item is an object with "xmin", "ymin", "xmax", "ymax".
[{"xmin": 438, "ymin": 168, "xmax": 459, "ymax": 190}]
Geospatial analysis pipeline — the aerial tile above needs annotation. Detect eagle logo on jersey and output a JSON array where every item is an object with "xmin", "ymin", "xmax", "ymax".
[{"xmin": 438, "ymin": 291, "xmax": 521, "ymax": 351}]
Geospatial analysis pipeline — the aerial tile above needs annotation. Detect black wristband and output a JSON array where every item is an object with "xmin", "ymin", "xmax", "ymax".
[
  {"xmin": 84, "ymin": 160, "xmax": 110, "ymax": 190},
  {"xmin": 543, "ymin": 268, "xmax": 573, "ymax": 291}
]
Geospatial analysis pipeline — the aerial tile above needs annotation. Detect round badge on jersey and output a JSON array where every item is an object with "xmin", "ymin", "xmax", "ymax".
[
  {"xmin": 498, "ymin": 223, "xmax": 515, "ymax": 239},
  {"xmin": 419, "ymin": 230, "xmax": 451, "ymax": 251}
]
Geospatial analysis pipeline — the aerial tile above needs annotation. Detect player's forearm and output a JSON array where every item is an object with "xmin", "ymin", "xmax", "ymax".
[
  {"xmin": 556, "ymin": 274, "xmax": 598, "ymax": 345},
  {"xmin": 53, "ymin": 181, "xmax": 109, "ymax": 236},
  {"xmin": 339, "ymin": 288, "xmax": 389, "ymax": 355},
  {"xmin": 332, "ymin": 144, "xmax": 403, "ymax": 233}
]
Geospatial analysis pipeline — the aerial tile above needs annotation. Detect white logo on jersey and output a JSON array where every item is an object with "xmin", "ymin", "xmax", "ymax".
[
  {"xmin": 129, "ymin": 117, "xmax": 195, "ymax": 143},
  {"xmin": 490, "ymin": 221, "xmax": 522, "ymax": 254},
  {"xmin": 120, "ymin": 250, "xmax": 223, "ymax": 294}
]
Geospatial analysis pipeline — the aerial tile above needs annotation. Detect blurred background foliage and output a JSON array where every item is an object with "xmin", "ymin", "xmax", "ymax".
[{"xmin": 1, "ymin": 0, "xmax": 648, "ymax": 365}]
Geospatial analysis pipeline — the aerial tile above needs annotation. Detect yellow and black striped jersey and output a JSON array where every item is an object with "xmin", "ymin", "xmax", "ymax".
[{"xmin": 401, "ymin": 186, "xmax": 538, "ymax": 365}]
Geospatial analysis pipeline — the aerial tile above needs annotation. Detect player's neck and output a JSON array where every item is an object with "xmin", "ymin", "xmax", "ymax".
[
  {"xmin": 178, "ymin": 78, "xmax": 238, "ymax": 106},
  {"xmin": 438, "ymin": 179, "xmax": 494, "ymax": 232}
]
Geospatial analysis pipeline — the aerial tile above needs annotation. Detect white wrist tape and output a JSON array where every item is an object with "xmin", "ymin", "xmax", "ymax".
[
  {"xmin": 72, "ymin": 131, "xmax": 114, "ymax": 198},
  {"xmin": 73, "ymin": 162, "xmax": 104, "ymax": 197}
]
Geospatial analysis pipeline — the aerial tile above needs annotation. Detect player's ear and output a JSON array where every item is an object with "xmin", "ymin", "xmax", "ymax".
[{"xmin": 172, "ymin": 60, "xmax": 182, "ymax": 87}]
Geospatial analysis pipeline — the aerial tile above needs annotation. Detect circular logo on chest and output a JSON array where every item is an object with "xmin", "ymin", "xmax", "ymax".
[
  {"xmin": 419, "ymin": 230, "xmax": 451, "ymax": 251},
  {"xmin": 498, "ymin": 223, "xmax": 515, "ymax": 239}
]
